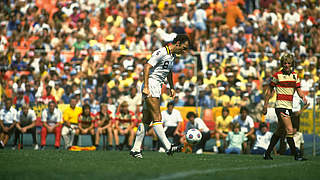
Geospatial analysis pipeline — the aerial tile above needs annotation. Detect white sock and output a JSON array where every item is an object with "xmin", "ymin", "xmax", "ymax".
[
  {"xmin": 131, "ymin": 123, "xmax": 146, "ymax": 152},
  {"xmin": 153, "ymin": 122, "xmax": 171, "ymax": 151}
]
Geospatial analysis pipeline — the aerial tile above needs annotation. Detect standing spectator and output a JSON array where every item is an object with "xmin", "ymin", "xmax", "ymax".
[
  {"xmin": 185, "ymin": 112, "xmax": 210, "ymax": 154},
  {"xmin": 114, "ymin": 101, "xmax": 136, "ymax": 150},
  {"xmin": 62, "ymin": 97, "xmax": 82, "ymax": 149},
  {"xmin": 225, "ymin": 122, "xmax": 248, "ymax": 154},
  {"xmin": 215, "ymin": 107, "xmax": 233, "ymax": 153},
  {"xmin": 251, "ymin": 123, "xmax": 273, "ymax": 155},
  {"xmin": 0, "ymin": 98, "xmax": 17, "ymax": 148},
  {"xmin": 77, "ymin": 104, "xmax": 96, "ymax": 146},
  {"xmin": 13, "ymin": 88, "xmax": 30, "ymax": 110},
  {"xmin": 40, "ymin": 101, "xmax": 63, "ymax": 150},
  {"xmin": 232, "ymin": 106, "xmax": 255, "ymax": 153},
  {"xmin": 95, "ymin": 103, "xmax": 113, "ymax": 150},
  {"xmin": 13, "ymin": 104, "xmax": 38, "ymax": 150},
  {"xmin": 158, "ymin": 102, "xmax": 183, "ymax": 152},
  {"xmin": 300, "ymin": 72, "xmax": 313, "ymax": 93}
]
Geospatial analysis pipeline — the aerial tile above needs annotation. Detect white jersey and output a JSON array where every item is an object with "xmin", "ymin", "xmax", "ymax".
[
  {"xmin": 232, "ymin": 115, "xmax": 254, "ymax": 133},
  {"xmin": 41, "ymin": 108, "xmax": 62, "ymax": 126},
  {"xmin": 161, "ymin": 109, "xmax": 183, "ymax": 127},
  {"xmin": 148, "ymin": 46, "xmax": 175, "ymax": 84},
  {"xmin": 0, "ymin": 107, "xmax": 17, "ymax": 124},
  {"xmin": 253, "ymin": 130, "xmax": 273, "ymax": 150}
]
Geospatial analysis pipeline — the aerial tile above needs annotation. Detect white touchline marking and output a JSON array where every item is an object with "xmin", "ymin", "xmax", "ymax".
[{"xmin": 150, "ymin": 162, "xmax": 305, "ymax": 180}]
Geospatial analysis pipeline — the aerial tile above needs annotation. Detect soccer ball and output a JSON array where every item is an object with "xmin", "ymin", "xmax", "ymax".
[{"xmin": 186, "ymin": 128, "xmax": 202, "ymax": 144}]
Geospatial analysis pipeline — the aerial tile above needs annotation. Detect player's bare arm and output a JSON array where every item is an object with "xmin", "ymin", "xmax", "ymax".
[
  {"xmin": 296, "ymin": 87, "xmax": 308, "ymax": 104},
  {"xmin": 167, "ymin": 71, "xmax": 176, "ymax": 98},
  {"xmin": 263, "ymin": 85, "xmax": 274, "ymax": 115},
  {"xmin": 143, "ymin": 63, "xmax": 152, "ymax": 97}
]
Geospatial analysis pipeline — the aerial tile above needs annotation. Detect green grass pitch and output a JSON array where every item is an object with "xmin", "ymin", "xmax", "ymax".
[{"xmin": 0, "ymin": 150, "xmax": 319, "ymax": 180}]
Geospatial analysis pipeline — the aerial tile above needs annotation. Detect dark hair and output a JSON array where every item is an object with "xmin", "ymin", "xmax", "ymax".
[
  {"xmin": 82, "ymin": 104, "xmax": 91, "ymax": 115},
  {"xmin": 259, "ymin": 122, "xmax": 268, "ymax": 130},
  {"xmin": 48, "ymin": 101, "xmax": 56, "ymax": 107},
  {"xmin": 186, "ymin": 111, "xmax": 196, "ymax": 119},
  {"xmin": 167, "ymin": 101, "xmax": 175, "ymax": 108},
  {"xmin": 222, "ymin": 107, "xmax": 229, "ymax": 113},
  {"xmin": 240, "ymin": 106, "xmax": 248, "ymax": 114},
  {"xmin": 172, "ymin": 34, "xmax": 190, "ymax": 45}
]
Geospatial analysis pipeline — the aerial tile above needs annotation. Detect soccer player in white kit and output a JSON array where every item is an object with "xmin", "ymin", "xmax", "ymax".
[{"xmin": 130, "ymin": 34, "xmax": 190, "ymax": 158}]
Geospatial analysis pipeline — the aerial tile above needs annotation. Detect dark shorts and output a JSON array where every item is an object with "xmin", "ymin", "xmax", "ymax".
[{"xmin": 275, "ymin": 108, "xmax": 293, "ymax": 136}]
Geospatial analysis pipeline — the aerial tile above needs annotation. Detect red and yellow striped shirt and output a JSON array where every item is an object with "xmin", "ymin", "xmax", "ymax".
[{"xmin": 270, "ymin": 70, "xmax": 300, "ymax": 109}]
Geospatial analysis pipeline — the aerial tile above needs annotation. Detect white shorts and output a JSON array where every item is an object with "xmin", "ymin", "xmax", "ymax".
[{"xmin": 142, "ymin": 78, "xmax": 162, "ymax": 99}]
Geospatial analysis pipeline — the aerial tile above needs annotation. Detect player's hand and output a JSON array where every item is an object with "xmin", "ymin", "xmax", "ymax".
[
  {"xmin": 3, "ymin": 127, "xmax": 9, "ymax": 133},
  {"xmin": 170, "ymin": 88, "xmax": 176, "ymax": 98},
  {"xmin": 302, "ymin": 96, "xmax": 308, "ymax": 105},
  {"xmin": 302, "ymin": 102, "xmax": 310, "ymax": 110},
  {"xmin": 21, "ymin": 128, "xmax": 27, "ymax": 133},
  {"xmin": 262, "ymin": 106, "xmax": 268, "ymax": 115},
  {"xmin": 143, "ymin": 87, "xmax": 150, "ymax": 97}
]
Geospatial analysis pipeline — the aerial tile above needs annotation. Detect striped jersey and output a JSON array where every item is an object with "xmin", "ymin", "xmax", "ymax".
[
  {"xmin": 115, "ymin": 111, "xmax": 136, "ymax": 129},
  {"xmin": 270, "ymin": 70, "xmax": 300, "ymax": 109},
  {"xmin": 147, "ymin": 46, "xmax": 175, "ymax": 84}
]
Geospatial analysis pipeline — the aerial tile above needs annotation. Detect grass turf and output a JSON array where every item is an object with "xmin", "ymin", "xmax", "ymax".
[{"xmin": 0, "ymin": 150, "xmax": 319, "ymax": 180}]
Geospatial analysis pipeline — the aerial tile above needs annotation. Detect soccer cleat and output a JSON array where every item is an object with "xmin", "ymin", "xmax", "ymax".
[
  {"xmin": 34, "ymin": 144, "xmax": 39, "ymax": 150},
  {"xmin": 167, "ymin": 144, "xmax": 183, "ymax": 156},
  {"xmin": 0, "ymin": 140, "xmax": 4, "ymax": 149},
  {"xmin": 263, "ymin": 152, "xmax": 273, "ymax": 160},
  {"xmin": 130, "ymin": 151, "xmax": 143, "ymax": 159},
  {"xmin": 295, "ymin": 155, "xmax": 307, "ymax": 161},
  {"xmin": 12, "ymin": 145, "xmax": 17, "ymax": 150}
]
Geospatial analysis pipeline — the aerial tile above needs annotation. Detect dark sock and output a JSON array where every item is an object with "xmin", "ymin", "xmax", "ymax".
[
  {"xmin": 91, "ymin": 135, "xmax": 95, "ymax": 146},
  {"xmin": 286, "ymin": 136, "xmax": 297, "ymax": 156},
  {"xmin": 152, "ymin": 140, "xmax": 158, "ymax": 150},
  {"xmin": 73, "ymin": 135, "xmax": 79, "ymax": 145},
  {"xmin": 266, "ymin": 134, "xmax": 280, "ymax": 154}
]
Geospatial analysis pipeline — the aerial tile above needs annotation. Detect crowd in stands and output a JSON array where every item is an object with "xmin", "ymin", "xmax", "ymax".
[{"xmin": 0, "ymin": 0, "xmax": 320, "ymax": 152}]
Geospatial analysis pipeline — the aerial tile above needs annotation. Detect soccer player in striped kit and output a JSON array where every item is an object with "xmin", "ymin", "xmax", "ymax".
[
  {"xmin": 130, "ymin": 34, "xmax": 190, "ymax": 158},
  {"xmin": 262, "ymin": 53, "xmax": 307, "ymax": 161}
]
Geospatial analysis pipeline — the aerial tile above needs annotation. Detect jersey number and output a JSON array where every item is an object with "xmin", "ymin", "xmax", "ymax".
[{"xmin": 162, "ymin": 61, "xmax": 169, "ymax": 69}]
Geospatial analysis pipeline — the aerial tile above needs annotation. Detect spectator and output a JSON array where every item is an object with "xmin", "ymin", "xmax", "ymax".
[
  {"xmin": 0, "ymin": 98, "xmax": 17, "ymax": 148},
  {"xmin": 251, "ymin": 123, "xmax": 273, "ymax": 154},
  {"xmin": 95, "ymin": 103, "xmax": 113, "ymax": 150},
  {"xmin": 113, "ymin": 101, "xmax": 136, "ymax": 150},
  {"xmin": 77, "ymin": 104, "xmax": 96, "ymax": 146},
  {"xmin": 185, "ymin": 112, "xmax": 210, "ymax": 154},
  {"xmin": 158, "ymin": 102, "xmax": 183, "ymax": 152},
  {"xmin": 215, "ymin": 107, "xmax": 233, "ymax": 153},
  {"xmin": 40, "ymin": 101, "xmax": 63, "ymax": 150},
  {"xmin": 61, "ymin": 97, "xmax": 82, "ymax": 149},
  {"xmin": 13, "ymin": 104, "xmax": 38, "ymax": 150},
  {"xmin": 13, "ymin": 88, "xmax": 30, "ymax": 110},
  {"xmin": 232, "ymin": 106, "xmax": 255, "ymax": 153},
  {"xmin": 225, "ymin": 122, "xmax": 248, "ymax": 154}
]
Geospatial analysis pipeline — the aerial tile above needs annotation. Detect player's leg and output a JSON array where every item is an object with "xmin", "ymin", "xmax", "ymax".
[
  {"xmin": 264, "ymin": 109, "xmax": 285, "ymax": 159},
  {"xmin": 106, "ymin": 127, "xmax": 113, "ymax": 150},
  {"xmin": 147, "ymin": 97, "xmax": 171, "ymax": 151},
  {"xmin": 281, "ymin": 112, "xmax": 305, "ymax": 160},
  {"xmin": 113, "ymin": 128, "xmax": 120, "ymax": 150},
  {"xmin": 89, "ymin": 128, "xmax": 95, "ymax": 146},
  {"xmin": 54, "ymin": 125, "xmax": 62, "ymax": 149},
  {"xmin": 95, "ymin": 127, "xmax": 101, "ymax": 147},
  {"xmin": 131, "ymin": 103, "xmax": 152, "ymax": 153},
  {"xmin": 40, "ymin": 126, "xmax": 48, "ymax": 148}
]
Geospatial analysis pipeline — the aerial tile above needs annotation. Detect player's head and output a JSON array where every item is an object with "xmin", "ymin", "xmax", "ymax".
[
  {"xmin": 120, "ymin": 101, "xmax": 129, "ymax": 112},
  {"xmin": 48, "ymin": 101, "xmax": 56, "ymax": 112},
  {"xmin": 222, "ymin": 107, "xmax": 229, "ymax": 117},
  {"xmin": 82, "ymin": 104, "xmax": 91, "ymax": 116},
  {"xmin": 259, "ymin": 122, "xmax": 268, "ymax": 134},
  {"xmin": 232, "ymin": 122, "xmax": 241, "ymax": 133},
  {"xmin": 167, "ymin": 101, "xmax": 175, "ymax": 114},
  {"xmin": 240, "ymin": 106, "xmax": 248, "ymax": 118},
  {"xmin": 172, "ymin": 34, "xmax": 190, "ymax": 54},
  {"xmin": 186, "ymin": 111, "xmax": 197, "ymax": 123},
  {"xmin": 280, "ymin": 53, "xmax": 294, "ymax": 73}
]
